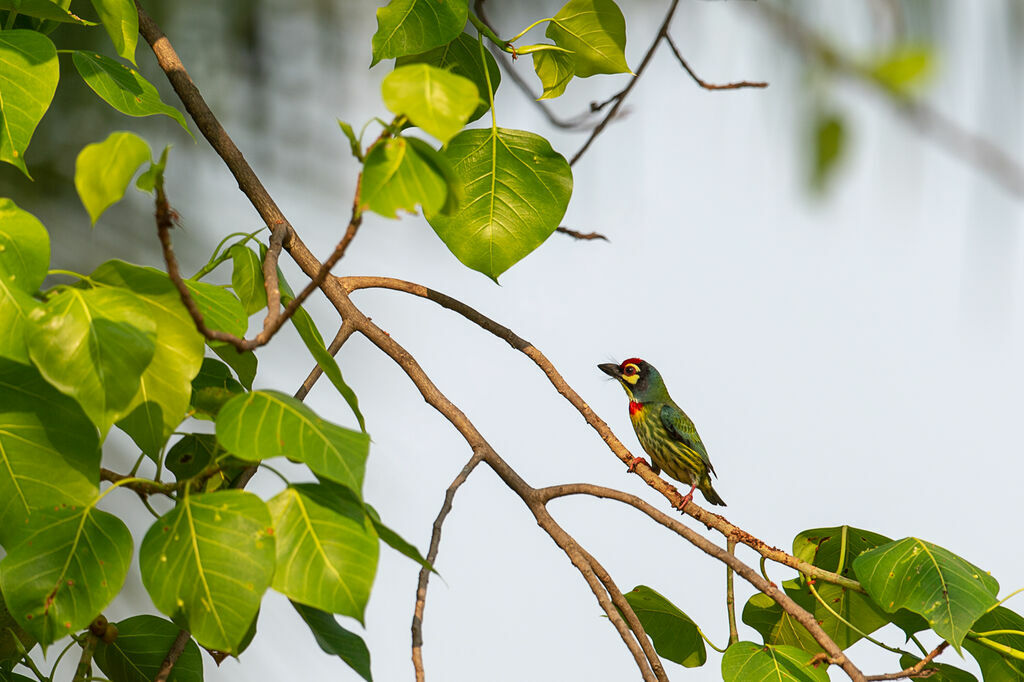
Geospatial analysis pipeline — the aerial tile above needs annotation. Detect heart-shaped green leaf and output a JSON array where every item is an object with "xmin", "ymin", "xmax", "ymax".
[
  {"xmin": 91, "ymin": 261, "xmax": 207, "ymax": 457},
  {"xmin": 139, "ymin": 490, "xmax": 274, "ymax": 654},
  {"xmin": 72, "ymin": 51, "xmax": 188, "ymax": 132},
  {"xmin": 427, "ymin": 128, "xmax": 572, "ymax": 280},
  {"xmin": 0, "ymin": 361, "xmax": 100, "ymax": 547},
  {"xmin": 0, "ymin": 30, "xmax": 58, "ymax": 177},
  {"xmin": 361, "ymin": 137, "xmax": 455, "ymax": 219},
  {"xmin": 396, "ymin": 32, "xmax": 500, "ymax": 122},
  {"xmin": 721, "ymin": 642, "xmax": 829, "ymax": 682},
  {"xmin": 382, "ymin": 64, "xmax": 478, "ymax": 143},
  {"xmin": 623, "ymin": 586, "xmax": 706, "ymax": 668},
  {"xmin": 269, "ymin": 484, "xmax": 378, "ymax": 621},
  {"xmin": 26, "ymin": 285, "xmax": 157, "ymax": 436},
  {"xmin": 546, "ymin": 0, "xmax": 631, "ymax": 78},
  {"xmin": 94, "ymin": 615, "xmax": 203, "ymax": 682},
  {"xmin": 215, "ymin": 391, "xmax": 369, "ymax": 497},
  {"xmin": 75, "ymin": 132, "xmax": 151, "ymax": 225},
  {"xmin": 370, "ymin": 0, "xmax": 467, "ymax": 66},
  {"xmin": 0, "ymin": 504, "xmax": 132, "ymax": 645},
  {"xmin": 853, "ymin": 537, "xmax": 999, "ymax": 652},
  {"xmin": 0, "ymin": 199, "xmax": 48, "ymax": 363}
]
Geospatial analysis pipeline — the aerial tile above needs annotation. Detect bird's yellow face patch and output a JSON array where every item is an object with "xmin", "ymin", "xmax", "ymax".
[{"xmin": 621, "ymin": 363, "xmax": 640, "ymax": 385}]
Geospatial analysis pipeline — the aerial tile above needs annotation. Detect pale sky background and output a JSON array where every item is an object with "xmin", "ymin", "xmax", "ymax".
[{"xmin": 20, "ymin": 1, "xmax": 1024, "ymax": 680}]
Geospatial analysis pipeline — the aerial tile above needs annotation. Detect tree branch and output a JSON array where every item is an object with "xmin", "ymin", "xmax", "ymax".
[
  {"xmin": 726, "ymin": 537, "xmax": 739, "ymax": 646},
  {"xmin": 154, "ymin": 629, "xmax": 191, "ymax": 682},
  {"xmin": 337, "ymin": 275, "xmax": 865, "ymax": 594},
  {"xmin": 664, "ymin": 34, "xmax": 767, "ymax": 90},
  {"xmin": 864, "ymin": 641, "xmax": 948, "ymax": 681},
  {"xmin": 412, "ymin": 449, "xmax": 485, "ymax": 682},
  {"xmin": 293, "ymin": 321, "xmax": 357, "ymax": 401}
]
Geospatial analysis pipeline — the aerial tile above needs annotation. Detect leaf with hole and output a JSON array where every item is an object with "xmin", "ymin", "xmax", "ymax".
[
  {"xmin": 853, "ymin": 537, "xmax": 998, "ymax": 652},
  {"xmin": 721, "ymin": 641, "xmax": 829, "ymax": 682},
  {"xmin": 72, "ymin": 51, "xmax": 188, "ymax": 132},
  {"xmin": 166, "ymin": 434, "xmax": 222, "ymax": 481},
  {"xmin": 370, "ymin": 0, "xmax": 468, "ymax": 66},
  {"xmin": 382, "ymin": 64, "xmax": 478, "ymax": 143},
  {"xmin": 0, "ymin": 504, "xmax": 132, "ymax": 645},
  {"xmin": 94, "ymin": 614, "xmax": 203, "ymax": 682},
  {"xmin": 26, "ymin": 285, "xmax": 157, "ymax": 436},
  {"xmin": 0, "ymin": 361, "xmax": 100, "ymax": 547},
  {"xmin": 268, "ymin": 484, "xmax": 378, "ymax": 621},
  {"xmin": 0, "ymin": 30, "xmax": 58, "ymax": 177},
  {"xmin": 75, "ymin": 132, "xmax": 152, "ymax": 225},
  {"xmin": 623, "ymin": 586, "xmax": 706, "ymax": 668},
  {"xmin": 0, "ymin": 199, "xmax": 48, "ymax": 363},
  {"xmin": 396, "ymin": 32, "xmax": 500, "ymax": 122},
  {"xmin": 139, "ymin": 490, "xmax": 274, "ymax": 654},
  {"xmin": 216, "ymin": 391, "xmax": 369, "ymax": 497},
  {"xmin": 427, "ymin": 128, "xmax": 572, "ymax": 280},
  {"xmin": 546, "ymin": 0, "xmax": 631, "ymax": 78}
]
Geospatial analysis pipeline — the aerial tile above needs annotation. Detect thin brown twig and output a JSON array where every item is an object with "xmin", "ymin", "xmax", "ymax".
[
  {"xmin": 555, "ymin": 226, "xmax": 609, "ymax": 241},
  {"xmin": 337, "ymin": 275, "xmax": 865, "ymax": 594},
  {"xmin": 535, "ymin": 483, "xmax": 863, "ymax": 680},
  {"xmin": 293, "ymin": 321, "xmax": 357, "ymax": 401},
  {"xmin": 663, "ymin": 34, "xmax": 768, "ymax": 90},
  {"xmin": 154, "ymin": 629, "xmax": 191, "ymax": 682},
  {"xmin": 100, "ymin": 468, "xmax": 178, "ymax": 497},
  {"xmin": 570, "ymin": 0, "xmax": 681, "ymax": 166},
  {"xmin": 864, "ymin": 641, "xmax": 949, "ymax": 681},
  {"xmin": 412, "ymin": 450, "xmax": 485, "ymax": 682},
  {"xmin": 753, "ymin": 2, "xmax": 1024, "ymax": 198}
]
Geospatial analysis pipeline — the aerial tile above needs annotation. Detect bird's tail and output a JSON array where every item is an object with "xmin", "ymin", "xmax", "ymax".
[{"xmin": 701, "ymin": 482, "xmax": 727, "ymax": 507}]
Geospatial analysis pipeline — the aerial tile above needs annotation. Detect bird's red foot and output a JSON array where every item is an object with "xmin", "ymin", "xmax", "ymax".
[
  {"xmin": 673, "ymin": 485, "xmax": 696, "ymax": 511},
  {"xmin": 627, "ymin": 456, "xmax": 648, "ymax": 473}
]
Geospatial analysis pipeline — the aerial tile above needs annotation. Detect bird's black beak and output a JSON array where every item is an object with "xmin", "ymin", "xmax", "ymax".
[{"xmin": 598, "ymin": 363, "xmax": 621, "ymax": 380}]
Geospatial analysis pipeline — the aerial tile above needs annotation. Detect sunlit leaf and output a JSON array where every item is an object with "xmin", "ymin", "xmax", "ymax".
[
  {"xmin": 964, "ymin": 606, "xmax": 1024, "ymax": 681},
  {"xmin": 0, "ymin": 504, "xmax": 132, "ymax": 645},
  {"xmin": 139, "ymin": 490, "xmax": 274, "ymax": 654},
  {"xmin": 89, "ymin": 0, "xmax": 138, "ymax": 64},
  {"xmin": 533, "ymin": 50, "xmax": 576, "ymax": 99},
  {"xmin": 268, "ymin": 484, "xmax": 378, "ymax": 621},
  {"xmin": 0, "ymin": 0, "xmax": 94, "ymax": 24},
  {"xmin": 0, "ymin": 30, "xmax": 58, "ymax": 177},
  {"xmin": 361, "ymin": 137, "xmax": 454, "ymax": 218},
  {"xmin": 427, "ymin": 128, "xmax": 572, "ymax": 280},
  {"xmin": 382, "ymin": 64, "xmax": 478, "ymax": 143},
  {"xmin": 623, "ymin": 586, "xmax": 706, "ymax": 668},
  {"xmin": 94, "ymin": 615, "xmax": 203, "ymax": 682},
  {"xmin": 75, "ymin": 131, "xmax": 151, "ymax": 225},
  {"xmin": 810, "ymin": 111, "xmax": 846, "ymax": 193},
  {"xmin": 292, "ymin": 602, "xmax": 371, "ymax": 682},
  {"xmin": 396, "ymin": 32, "xmax": 500, "ymax": 122},
  {"xmin": 26, "ymin": 286, "xmax": 157, "ymax": 436},
  {"xmin": 0, "ymin": 198, "xmax": 48, "ymax": 363},
  {"xmin": 91, "ymin": 261, "xmax": 208, "ymax": 458},
  {"xmin": 135, "ymin": 145, "xmax": 170, "ymax": 193},
  {"xmin": 370, "ymin": 0, "xmax": 467, "ymax": 66},
  {"xmin": 215, "ymin": 391, "xmax": 369, "ymax": 497},
  {"xmin": 546, "ymin": 0, "xmax": 630, "ymax": 77},
  {"xmin": 853, "ymin": 538, "xmax": 999, "ymax": 652},
  {"xmin": 72, "ymin": 51, "xmax": 188, "ymax": 132},
  {"xmin": 870, "ymin": 47, "xmax": 932, "ymax": 94},
  {"xmin": 229, "ymin": 244, "xmax": 266, "ymax": 315},
  {"xmin": 721, "ymin": 641, "xmax": 829, "ymax": 682}
]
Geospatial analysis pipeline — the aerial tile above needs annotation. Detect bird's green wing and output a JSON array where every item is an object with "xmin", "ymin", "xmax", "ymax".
[{"xmin": 659, "ymin": 403, "xmax": 716, "ymax": 476}]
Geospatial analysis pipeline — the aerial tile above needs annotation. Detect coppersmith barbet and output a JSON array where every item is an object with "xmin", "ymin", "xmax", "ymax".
[{"xmin": 599, "ymin": 358, "xmax": 726, "ymax": 507}]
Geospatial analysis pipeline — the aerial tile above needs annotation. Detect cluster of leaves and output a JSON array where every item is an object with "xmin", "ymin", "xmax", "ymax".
[
  {"xmin": 624, "ymin": 525, "xmax": 1024, "ymax": 680},
  {"xmin": 0, "ymin": 0, "xmax": 633, "ymax": 680}
]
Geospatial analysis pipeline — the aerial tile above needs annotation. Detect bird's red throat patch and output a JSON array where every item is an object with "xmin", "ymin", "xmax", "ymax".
[{"xmin": 629, "ymin": 401, "xmax": 643, "ymax": 416}]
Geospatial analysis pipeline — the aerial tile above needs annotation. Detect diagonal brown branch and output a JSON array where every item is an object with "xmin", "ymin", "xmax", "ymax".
[
  {"xmin": 153, "ymin": 629, "xmax": 191, "ymax": 682},
  {"xmin": 864, "ymin": 641, "xmax": 949, "ymax": 681},
  {"xmin": 664, "ymin": 34, "xmax": 768, "ymax": 90}
]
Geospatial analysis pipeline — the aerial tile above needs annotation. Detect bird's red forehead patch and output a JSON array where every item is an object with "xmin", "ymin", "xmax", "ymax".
[
  {"xmin": 622, "ymin": 357, "xmax": 644, "ymax": 369},
  {"xmin": 629, "ymin": 401, "xmax": 643, "ymax": 416}
]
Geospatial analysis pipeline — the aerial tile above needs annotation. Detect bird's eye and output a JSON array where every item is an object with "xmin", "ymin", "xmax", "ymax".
[{"xmin": 623, "ymin": 364, "xmax": 638, "ymax": 376}]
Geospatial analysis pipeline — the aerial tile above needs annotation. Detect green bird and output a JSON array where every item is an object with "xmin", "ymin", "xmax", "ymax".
[{"xmin": 599, "ymin": 358, "xmax": 726, "ymax": 507}]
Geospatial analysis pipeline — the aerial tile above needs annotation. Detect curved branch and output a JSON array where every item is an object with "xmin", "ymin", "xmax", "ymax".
[
  {"xmin": 535, "ymin": 483, "xmax": 864, "ymax": 681},
  {"xmin": 337, "ymin": 275, "xmax": 864, "ymax": 594},
  {"xmin": 664, "ymin": 34, "xmax": 768, "ymax": 90},
  {"xmin": 864, "ymin": 641, "xmax": 948, "ymax": 681}
]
